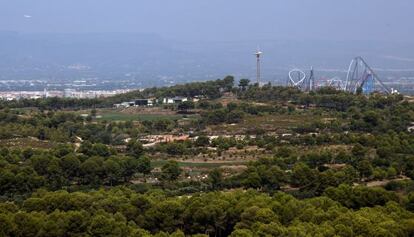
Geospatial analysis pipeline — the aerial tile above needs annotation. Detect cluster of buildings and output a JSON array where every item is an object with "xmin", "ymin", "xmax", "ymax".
[
  {"xmin": 62, "ymin": 89, "xmax": 132, "ymax": 99},
  {"xmin": 114, "ymin": 96, "xmax": 199, "ymax": 108},
  {"xmin": 0, "ymin": 89, "xmax": 132, "ymax": 101},
  {"xmin": 140, "ymin": 134, "xmax": 190, "ymax": 147},
  {"xmin": 0, "ymin": 90, "xmax": 55, "ymax": 101}
]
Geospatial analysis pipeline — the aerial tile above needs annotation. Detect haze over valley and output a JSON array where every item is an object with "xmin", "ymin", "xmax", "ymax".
[{"xmin": 1, "ymin": 31, "xmax": 414, "ymax": 93}]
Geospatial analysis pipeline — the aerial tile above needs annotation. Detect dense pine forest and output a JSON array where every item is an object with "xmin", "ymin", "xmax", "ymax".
[{"xmin": 1, "ymin": 77, "xmax": 414, "ymax": 236}]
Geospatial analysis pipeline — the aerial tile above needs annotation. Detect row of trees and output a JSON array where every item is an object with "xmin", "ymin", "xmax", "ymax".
[
  {"xmin": 0, "ymin": 142, "xmax": 150, "ymax": 196},
  {"xmin": 0, "ymin": 187, "xmax": 413, "ymax": 236},
  {"xmin": 0, "ymin": 139, "xmax": 191, "ymax": 198}
]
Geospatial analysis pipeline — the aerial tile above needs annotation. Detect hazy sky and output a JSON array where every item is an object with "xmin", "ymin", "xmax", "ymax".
[{"xmin": 1, "ymin": 0, "xmax": 413, "ymax": 41}]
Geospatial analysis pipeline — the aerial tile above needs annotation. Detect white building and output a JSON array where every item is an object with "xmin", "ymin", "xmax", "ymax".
[{"xmin": 163, "ymin": 96, "xmax": 188, "ymax": 104}]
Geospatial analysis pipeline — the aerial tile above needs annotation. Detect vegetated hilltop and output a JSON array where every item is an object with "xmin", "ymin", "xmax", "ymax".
[{"xmin": 1, "ymin": 77, "xmax": 414, "ymax": 236}]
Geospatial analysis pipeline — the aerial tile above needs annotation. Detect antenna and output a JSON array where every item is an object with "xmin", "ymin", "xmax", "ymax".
[{"xmin": 255, "ymin": 48, "xmax": 262, "ymax": 85}]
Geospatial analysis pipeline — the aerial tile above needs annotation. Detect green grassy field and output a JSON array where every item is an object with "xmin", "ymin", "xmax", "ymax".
[{"xmin": 97, "ymin": 112, "xmax": 185, "ymax": 121}]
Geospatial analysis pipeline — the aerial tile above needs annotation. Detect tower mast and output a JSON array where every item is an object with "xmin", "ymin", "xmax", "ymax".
[{"xmin": 255, "ymin": 49, "xmax": 262, "ymax": 85}]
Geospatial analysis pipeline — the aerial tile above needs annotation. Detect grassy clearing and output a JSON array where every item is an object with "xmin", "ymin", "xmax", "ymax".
[
  {"xmin": 0, "ymin": 137, "xmax": 57, "ymax": 149},
  {"xmin": 101, "ymin": 113, "xmax": 183, "ymax": 121},
  {"xmin": 11, "ymin": 107, "xmax": 39, "ymax": 113},
  {"xmin": 97, "ymin": 111, "xmax": 185, "ymax": 121},
  {"xmin": 151, "ymin": 160, "xmax": 248, "ymax": 168}
]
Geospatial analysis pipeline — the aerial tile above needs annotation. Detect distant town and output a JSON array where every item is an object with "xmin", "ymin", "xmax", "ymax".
[{"xmin": 0, "ymin": 88, "xmax": 134, "ymax": 101}]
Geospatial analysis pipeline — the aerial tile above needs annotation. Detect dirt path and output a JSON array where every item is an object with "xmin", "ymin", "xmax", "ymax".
[{"xmin": 363, "ymin": 176, "xmax": 410, "ymax": 187}]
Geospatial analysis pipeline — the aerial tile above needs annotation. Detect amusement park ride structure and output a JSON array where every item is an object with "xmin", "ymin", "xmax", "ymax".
[
  {"xmin": 287, "ymin": 67, "xmax": 315, "ymax": 92},
  {"xmin": 326, "ymin": 77, "xmax": 345, "ymax": 90},
  {"xmin": 286, "ymin": 57, "xmax": 392, "ymax": 95},
  {"xmin": 345, "ymin": 57, "xmax": 391, "ymax": 94}
]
